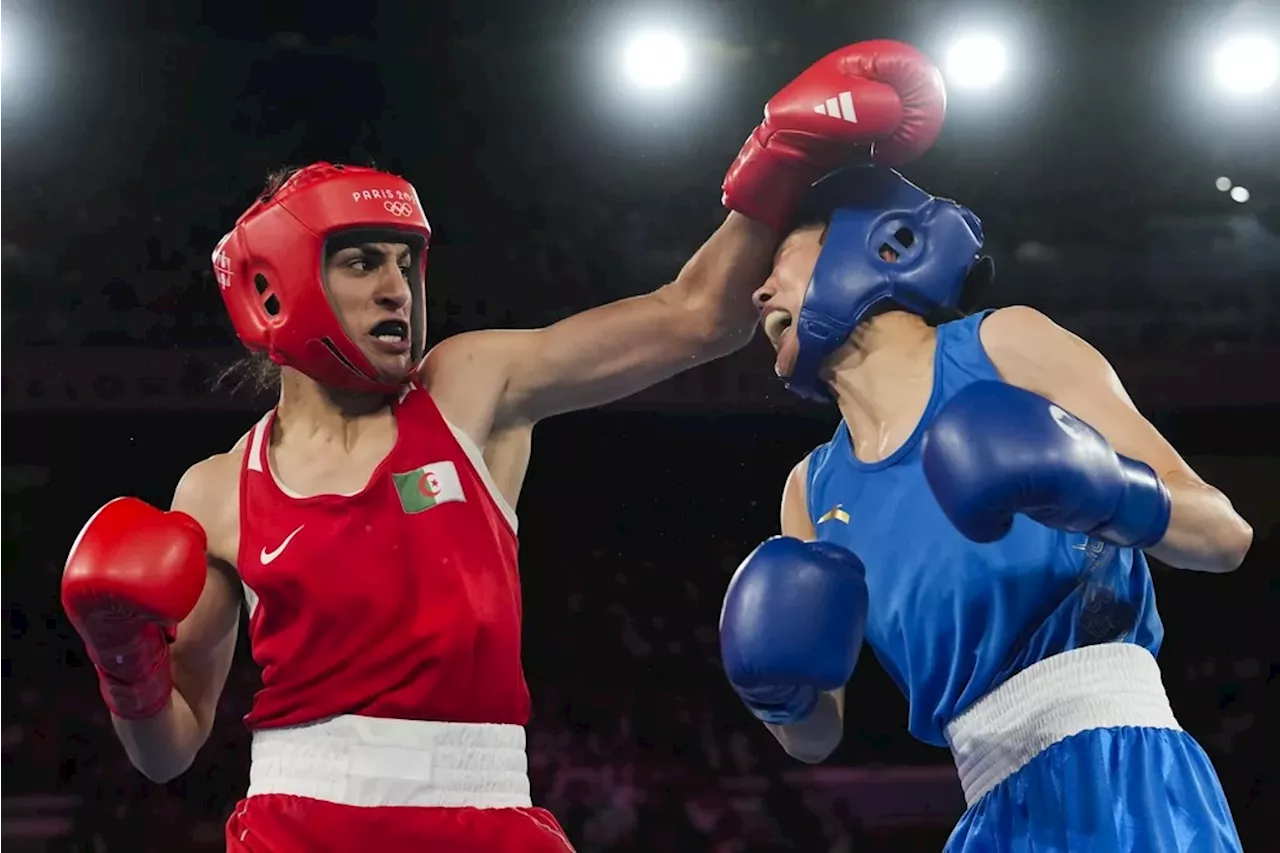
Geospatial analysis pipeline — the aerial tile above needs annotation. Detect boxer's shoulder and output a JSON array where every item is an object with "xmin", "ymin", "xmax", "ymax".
[
  {"xmin": 421, "ymin": 328, "xmax": 520, "ymax": 375},
  {"xmin": 419, "ymin": 327, "xmax": 559, "ymax": 436},
  {"xmin": 977, "ymin": 306, "xmax": 1106, "ymax": 395},
  {"xmin": 781, "ymin": 454, "xmax": 816, "ymax": 540},
  {"xmin": 976, "ymin": 305, "xmax": 1061, "ymax": 352},
  {"xmin": 785, "ymin": 454, "xmax": 812, "ymax": 492},
  {"xmin": 419, "ymin": 330, "xmax": 519, "ymax": 416},
  {"xmin": 172, "ymin": 447, "xmax": 243, "ymax": 568}
]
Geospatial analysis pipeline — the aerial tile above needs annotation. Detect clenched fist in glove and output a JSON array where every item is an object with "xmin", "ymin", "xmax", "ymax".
[
  {"xmin": 723, "ymin": 39, "xmax": 946, "ymax": 230},
  {"xmin": 62, "ymin": 497, "xmax": 208, "ymax": 720}
]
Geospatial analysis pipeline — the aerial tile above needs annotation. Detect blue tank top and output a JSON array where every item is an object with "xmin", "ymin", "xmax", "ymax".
[{"xmin": 805, "ymin": 311, "xmax": 1163, "ymax": 747}]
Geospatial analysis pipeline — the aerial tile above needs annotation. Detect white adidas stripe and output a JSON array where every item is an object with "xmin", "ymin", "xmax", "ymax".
[{"xmin": 813, "ymin": 90, "xmax": 858, "ymax": 123}]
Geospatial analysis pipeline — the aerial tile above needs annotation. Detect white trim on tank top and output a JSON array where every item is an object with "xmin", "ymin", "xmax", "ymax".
[
  {"xmin": 237, "ymin": 403, "xmax": 519, "ymax": 618},
  {"xmin": 243, "ymin": 404, "xmax": 518, "ymax": 532}
]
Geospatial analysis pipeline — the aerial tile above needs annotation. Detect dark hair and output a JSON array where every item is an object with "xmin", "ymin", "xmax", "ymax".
[
  {"xmin": 214, "ymin": 350, "xmax": 282, "ymax": 395},
  {"xmin": 259, "ymin": 160, "xmax": 381, "ymax": 201},
  {"xmin": 261, "ymin": 164, "xmax": 302, "ymax": 200}
]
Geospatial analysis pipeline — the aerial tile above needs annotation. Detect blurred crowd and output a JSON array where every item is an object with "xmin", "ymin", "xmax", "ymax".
[{"xmin": 3, "ymin": 181, "xmax": 1280, "ymax": 355}]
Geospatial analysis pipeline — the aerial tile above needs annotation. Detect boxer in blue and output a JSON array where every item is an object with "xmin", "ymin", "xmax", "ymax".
[{"xmin": 718, "ymin": 167, "xmax": 1254, "ymax": 851}]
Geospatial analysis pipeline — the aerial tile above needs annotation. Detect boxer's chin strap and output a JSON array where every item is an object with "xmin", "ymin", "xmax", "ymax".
[{"xmin": 787, "ymin": 309, "xmax": 860, "ymax": 402}]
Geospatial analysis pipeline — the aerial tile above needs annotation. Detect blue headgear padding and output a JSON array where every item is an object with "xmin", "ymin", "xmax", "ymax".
[{"xmin": 785, "ymin": 167, "xmax": 989, "ymax": 401}]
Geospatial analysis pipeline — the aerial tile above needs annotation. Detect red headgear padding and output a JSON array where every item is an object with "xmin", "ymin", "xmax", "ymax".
[{"xmin": 213, "ymin": 162, "xmax": 433, "ymax": 393}]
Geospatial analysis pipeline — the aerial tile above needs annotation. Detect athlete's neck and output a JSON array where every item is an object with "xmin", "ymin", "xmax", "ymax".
[
  {"xmin": 825, "ymin": 311, "xmax": 936, "ymax": 463},
  {"xmin": 274, "ymin": 367, "xmax": 397, "ymax": 451}
]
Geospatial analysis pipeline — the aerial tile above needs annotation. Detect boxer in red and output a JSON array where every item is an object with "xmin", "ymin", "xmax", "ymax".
[{"xmin": 60, "ymin": 40, "xmax": 946, "ymax": 852}]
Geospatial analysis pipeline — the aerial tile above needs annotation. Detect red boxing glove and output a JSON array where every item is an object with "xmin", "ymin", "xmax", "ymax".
[
  {"xmin": 723, "ymin": 39, "xmax": 947, "ymax": 230},
  {"xmin": 62, "ymin": 497, "xmax": 208, "ymax": 720}
]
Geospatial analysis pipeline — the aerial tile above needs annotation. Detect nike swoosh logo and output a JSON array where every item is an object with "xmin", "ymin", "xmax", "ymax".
[{"xmin": 260, "ymin": 525, "xmax": 304, "ymax": 565}]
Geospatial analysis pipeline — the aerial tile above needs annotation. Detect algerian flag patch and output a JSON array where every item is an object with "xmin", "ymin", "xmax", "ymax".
[{"xmin": 392, "ymin": 461, "xmax": 466, "ymax": 514}]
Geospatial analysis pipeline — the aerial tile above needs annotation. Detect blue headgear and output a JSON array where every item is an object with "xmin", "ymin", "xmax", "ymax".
[{"xmin": 784, "ymin": 167, "xmax": 991, "ymax": 401}]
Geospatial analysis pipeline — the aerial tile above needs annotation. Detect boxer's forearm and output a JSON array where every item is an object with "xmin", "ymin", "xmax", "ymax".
[
  {"xmin": 663, "ymin": 211, "xmax": 778, "ymax": 355},
  {"xmin": 475, "ymin": 211, "xmax": 778, "ymax": 424},
  {"xmin": 112, "ymin": 686, "xmax": 207, "ymax": 783},
  {"xmin": 764, "ymin": 688, "xmax": 845, "ymax": 764},
  {"xmin": 1143, "ymin": 473, "xmax": 1252, "ymax": 573}
]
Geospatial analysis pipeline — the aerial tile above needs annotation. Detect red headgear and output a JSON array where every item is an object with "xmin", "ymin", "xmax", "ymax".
[{"xmin": 213, "ymin": 162, "xmax": 433, "ymax": 393}]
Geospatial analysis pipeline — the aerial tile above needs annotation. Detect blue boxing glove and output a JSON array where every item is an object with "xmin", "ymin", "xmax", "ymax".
[
  {"xmin": 922, "ymin": 381, "xmax": 1171, "ymax": 549},
  {"xmin": 719, "ymin": 537, "xmax": 869, "ymax": 725}
]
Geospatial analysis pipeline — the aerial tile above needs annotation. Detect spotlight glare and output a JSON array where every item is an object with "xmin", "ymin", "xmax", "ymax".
[
  {"xmin": 622, "ymin": 30, "xmax": 689, "ymax": 91},
  {"xmin": 1213, "ymin": 34, "xmax": 1278, "ymax": 94},
  {"xmin": 1229, "ymin": 185, "xmax": 1250, "ymax": 203},
  {"xmin": 1215, "ymin": 177, "xmax": 1232, "ymax": 192},
  {"xmin": 945, "ymin": 34, "xmax": 1008, "ymax": 90}
]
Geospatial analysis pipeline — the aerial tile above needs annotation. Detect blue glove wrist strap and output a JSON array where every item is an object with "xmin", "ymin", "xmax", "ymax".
[
  {"xmin": 739, "ymin": 684, "xmax": 819, "ymax": 726},
  {"xmin": 1093, "ymin": 456, "xmax": 1172, "ymax": 550}
]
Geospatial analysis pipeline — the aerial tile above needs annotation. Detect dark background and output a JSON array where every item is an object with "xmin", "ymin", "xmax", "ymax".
[{"xmin": 2, "ymin": 0, "xmax": 1278, "ymax": 850}]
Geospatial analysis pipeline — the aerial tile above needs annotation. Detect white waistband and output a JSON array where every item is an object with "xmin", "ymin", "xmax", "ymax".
[
  {"xmin": 944, "ymin": 644, "xmax": 1181, "ymax": 807},
  {"xmin": 247, "ymin": 716, "xmax": 531, "ymax": 809}
]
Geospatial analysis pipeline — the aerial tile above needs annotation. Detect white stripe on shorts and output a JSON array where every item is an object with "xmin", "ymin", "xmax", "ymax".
[{"xmin": 944, "ymin": 643, "xmax": 1182, "ymax": 806}]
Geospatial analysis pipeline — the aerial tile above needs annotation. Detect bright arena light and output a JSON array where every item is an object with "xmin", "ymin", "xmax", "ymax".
[
  {"xmin": 1230, "ymin": 185, "xmax": 1251, "ymax": 203},
  {"xmin": 945, "ymin": 34, "xmax": 1008, "ymax": 90},
  {"xmin": 622, "ymin": 30, "xmax": 689, "ymax": 91},
  {"xmin": 1215, "ymin": 176, "xmax": 1232, "ymax": 192},
  {"xmin": 1212, "ymin": 34, "xmax": 1278, "ymax": 94}
]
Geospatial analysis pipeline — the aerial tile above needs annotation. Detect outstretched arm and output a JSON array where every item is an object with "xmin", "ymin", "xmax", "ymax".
[
  {"xmin": 450, "ymin": 212, "xmax": 775, "ymax": 426},
  {"xmin": 980, "ymin": 306, "xmax": 1253, "ymax": 573},
  {"xmin": 426, "ymin": 39, "xmax": 947, "ymax": 429}
]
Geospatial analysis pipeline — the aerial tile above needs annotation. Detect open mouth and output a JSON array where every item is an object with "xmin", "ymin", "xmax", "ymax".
[
  {"xmin": 762, "ymin": 309, "xmax": 793, "ymax": 346},
  {"xmin": 370, "ymin": 319, "xmax": 408, "ymax": 342},
  {"xmin": 369, "ymin": 319, "xmax": 410, "ymax": 353}
]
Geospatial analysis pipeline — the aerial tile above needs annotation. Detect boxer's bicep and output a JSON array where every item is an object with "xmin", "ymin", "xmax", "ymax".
[
  {"xmin": 447, "ymin": 215, "xmax": 776, "ymax": 425},
  {"xmin": 494, "ymin": 286, "xmax": 737, "ymax": 424},
  {"xmin": 781, "ymin": 456, "xmax": 818, "ymax": 540},
  {"xmin": 421, "ymin": 296, "xmax": 726, "ymax": 428},
  {"xmin": 169, "ymin": 458, "xmax": 243, "ymax": 742},
  {"xmin": 980, "ymin": 306, "xmax": 1202, "ymax": 484}
]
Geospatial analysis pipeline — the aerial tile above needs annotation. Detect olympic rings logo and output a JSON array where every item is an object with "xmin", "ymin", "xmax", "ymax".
[{"xmin": 383, "ymin": 200, "xmax": 415, "ymax": 217}]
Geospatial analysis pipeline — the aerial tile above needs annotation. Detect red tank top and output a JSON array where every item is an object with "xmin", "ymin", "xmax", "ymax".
[{"xmin": 236, "ymin": 384, "xmax": 529, "ymax": 730}]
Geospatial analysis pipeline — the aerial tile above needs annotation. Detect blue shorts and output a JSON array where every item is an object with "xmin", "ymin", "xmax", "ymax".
[
  {"xmin": 945, "ymin": 725, "xmax": 1240, "ymax": 852},
  {"xmin": 942, "ymin": 646, "xmax": 1240, "ymax": 853}
]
